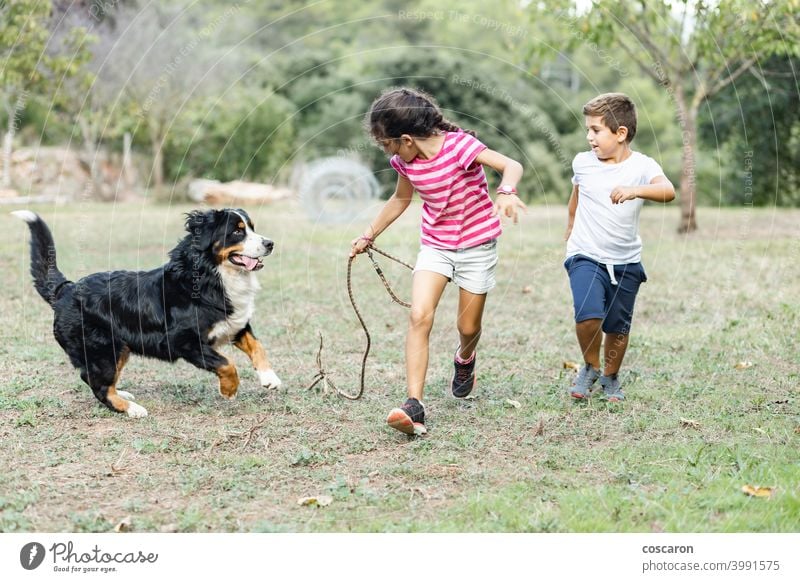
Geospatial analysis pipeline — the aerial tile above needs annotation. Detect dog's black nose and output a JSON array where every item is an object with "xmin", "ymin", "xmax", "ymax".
[{"xmin": 263, "ymin": 238, "xmax": 274, "ymax": 253}]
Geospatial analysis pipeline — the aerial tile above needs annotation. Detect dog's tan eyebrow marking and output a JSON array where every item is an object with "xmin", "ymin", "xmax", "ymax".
[
  {"xmin": 232, "ymin": 211, "xmax": 253, "ymax": 231},
  {"xmin": 237, "ymin": 221, "xmax": 245, "ymax": 229}
]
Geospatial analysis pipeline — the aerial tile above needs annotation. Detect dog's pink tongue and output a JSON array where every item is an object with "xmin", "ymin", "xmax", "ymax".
[{"xmin": 240, "ymin": 256, "xmax": 259, "ymax": 271}]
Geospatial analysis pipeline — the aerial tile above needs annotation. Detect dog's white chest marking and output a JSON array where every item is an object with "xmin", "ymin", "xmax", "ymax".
[{"xmin": 209, "ymin": 267, "xmax": 260, "ymax": 346}]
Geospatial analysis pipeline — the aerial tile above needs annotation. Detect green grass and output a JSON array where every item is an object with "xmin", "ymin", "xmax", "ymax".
[{"xmin": 0, "ymin": 201, "xmax": 797, "ymax": 532}]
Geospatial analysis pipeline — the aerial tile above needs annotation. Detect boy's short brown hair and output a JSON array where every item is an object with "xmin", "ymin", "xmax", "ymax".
[{"xmin": 583, "ymin": 93, "xmax": 637, "ymax": 142}]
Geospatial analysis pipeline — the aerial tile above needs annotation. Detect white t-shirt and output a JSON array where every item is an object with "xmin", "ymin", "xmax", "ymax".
[{"xmin": 567, "ymin": 150, "xmax": 665, "ymax": 264}]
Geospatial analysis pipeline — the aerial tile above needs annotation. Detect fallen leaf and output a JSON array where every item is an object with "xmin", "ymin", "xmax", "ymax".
[
  {"xmin": 533, "ymin": 418, "xmax": 544, "ymax": 436},
  {"xmin": 753, "ymin": 427, "xmax": 767, "ymax": 435},
  {"xmin": 522, "ymin": 285, "xmax": 533, "ymax": 294},
  {"xmin": 114, "ymin": 516, "xmax": 132, "ymax": 533},
  {"xmin": 741, "ymin": 485, "xmax": 775, "ymax": 499},
  {"xmin": 297, "ymin": 495, "xmax": 333, "ymax": 507},
  {"xmin": 563, "ymin": 361, "xmax": 580, "ymax": 370},
  {"xmin": 680, "ymin": 417, "xmax": 701, "ymax": 429},
  {"xmin": 734, "ymin": 361, "xmax": 753, "ymax": 370},
  {"xmin": 505, "ymin": 399, "xmax": 521, "ymax": 409}
]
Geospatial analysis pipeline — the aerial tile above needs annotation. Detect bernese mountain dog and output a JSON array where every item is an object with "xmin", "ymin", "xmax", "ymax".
[{"xmin": 12, "ymin": 208, "xmax": 281, "ymax": 418}]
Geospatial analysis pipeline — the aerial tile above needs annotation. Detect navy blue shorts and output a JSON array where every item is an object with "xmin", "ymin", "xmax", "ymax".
[{"xmin": 564, "ymin": 254, "xmax": 647, "ymax": 335}]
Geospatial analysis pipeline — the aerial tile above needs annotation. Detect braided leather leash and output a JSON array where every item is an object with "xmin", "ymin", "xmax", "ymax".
[{"xmin": 308, "ymin": 245, "xmax": 413, "ymax": 400}]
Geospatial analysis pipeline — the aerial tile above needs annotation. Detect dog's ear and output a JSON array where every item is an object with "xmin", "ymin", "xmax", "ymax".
[{"xmin": 185, "ymin": 210, "xmax": 218, "ymax": 250}]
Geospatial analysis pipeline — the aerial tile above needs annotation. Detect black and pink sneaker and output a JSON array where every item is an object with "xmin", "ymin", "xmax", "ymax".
[
  {"xmin": 451, "ymin": 350, "xmax": 476, "ymax": 398},
  {"xmin": 386, "ymin": 398, "xmax": 426, "ymax": 435}
]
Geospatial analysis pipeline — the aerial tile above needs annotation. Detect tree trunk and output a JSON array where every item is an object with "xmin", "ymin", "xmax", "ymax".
[
  {"xmin": 150, "ymin": 133, "xmax": 164, "ymax": 191},
  {"xmin": 3, "ymin": 116, "xmax": 14, "ymax": 188},
  {"xmin": 674, "ymin": 85, "xmax": 698, "ymax": 233},
  {"xmin": 122, "ymin": 132, "xmax": 133, "ymax": 190},
  {"xmin": 77, "ymin": 116, "xmax": 106, "ymax": 200}
]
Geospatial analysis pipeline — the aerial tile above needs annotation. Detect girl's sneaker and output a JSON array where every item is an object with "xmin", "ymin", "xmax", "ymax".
[
  {"xmin": 570, "ymin": 363, "xmax": 600, "ymax": 399},
  {"xmin": 599, "ymin": 374, "xmax": 625, "ymax": 402},
  {"xmin": 451, "ymin": 350, "xmax": 476, "ymax": 398},
  {"xmin": 386, "ymin": 398, "xmax": 427, "ymax": 435}
]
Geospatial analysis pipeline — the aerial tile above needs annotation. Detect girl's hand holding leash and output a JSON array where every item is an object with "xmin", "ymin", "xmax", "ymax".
[
  {"xmin": 350, "ymin": 234, "xmax": 373, "ymax": 257},
  {"xmin": 492, "ymin": 192, "xmax": 527, "ymax": 224}
]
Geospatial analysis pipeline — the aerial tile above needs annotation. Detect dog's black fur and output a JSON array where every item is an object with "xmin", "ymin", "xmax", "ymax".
[{"xmin": 14, "ymin": 208, "xmax": 280, "ymax": 417}]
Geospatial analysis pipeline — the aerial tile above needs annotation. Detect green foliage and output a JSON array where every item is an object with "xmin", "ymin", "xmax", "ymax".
[
  {"xmin": 69, "ymin": 511, "xmax": 112, "ymax": 533},
  {"xmin": 3, "ymin": 0, "xmax": 799, "ymax": 206},
  {"xmin": 163, "ymin": 87, "xmax": 297, "ymax": 183},
  {"xmin": 699, "ymin": 56, "xmax": 800, "ymax": 206},
  {"xmin": 278, "ymin": 49, "xmax": 573, "ymax": 201},
  {"xmin": 549, "ymin": 0, "xmax": 800, "ymax": 215},
  {"xmin": 0, "ymin": 0, "xmax": 93, "ymax": 115},
  {"xmin": 581, "ymin": 0, "xmax": 797, "ymax": 96},
  {"xmin": 0, "ymin": 485, "xmax": 37, "ymax": 532},
  {"xmin": 0, "ymin": 0, "xmax": 53, "ymax": 91}
]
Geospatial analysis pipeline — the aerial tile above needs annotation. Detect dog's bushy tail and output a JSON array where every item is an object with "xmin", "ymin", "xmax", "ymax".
[{"xmin": 12, "ymin": 210, "xmax": 71, "ymax": 307}]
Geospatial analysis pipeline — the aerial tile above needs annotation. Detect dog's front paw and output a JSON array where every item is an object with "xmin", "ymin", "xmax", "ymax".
[
  {"xmin": 117, "ymin": 390, "xmax": 136, "ymax": 401},
  {"xmin": 217, "ymin": 365, "xmax": 239, "ymax": 399},
  {"xmin": 258, "ymin": 369, "xmax": 282, "ymax": 390},
  {"xmin": 218, "ymin": 385, "xmax": 238, "ymax": 400},
  {"xmin": 126, "ymin": 401, "xmax": 148, "ymax": 418}
]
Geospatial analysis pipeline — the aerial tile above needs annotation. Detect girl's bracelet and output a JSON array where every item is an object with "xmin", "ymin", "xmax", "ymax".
[{"xmin": 359, "ymin": 235, "xmax": 374, "ymax": 243}]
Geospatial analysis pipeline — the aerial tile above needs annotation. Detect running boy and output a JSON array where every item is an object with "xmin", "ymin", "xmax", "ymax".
[
  {"xmin": 351, "ymin": 88, "xmax": 525, "ymax": 435},
  {"xmin": 565, "ymin": 92, "xmax": 675, "ymax": 401}
]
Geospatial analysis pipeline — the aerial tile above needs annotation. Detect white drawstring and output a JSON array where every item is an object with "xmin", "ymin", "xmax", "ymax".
[{"xmin": 606, "ymin": 263, "xmax": 618, "ymax": 286}]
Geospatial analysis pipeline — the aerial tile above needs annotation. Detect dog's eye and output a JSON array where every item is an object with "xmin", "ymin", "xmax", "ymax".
[{"xmin": 233, "ymin": 228, "xmax": 244, "ymax": 235}]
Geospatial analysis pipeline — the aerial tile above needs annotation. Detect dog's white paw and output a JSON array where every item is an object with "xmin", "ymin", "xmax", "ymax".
[
  {"xmin": 126, "ymin": 401, "xmax": 148, "ymax": 418},
  {"xmin": 117, "ymin": 390, "xmax": 136, "ymax": 401},
  {"xmin": 258, "ymin": 369, "xmax": 282, "ymax": 389}
]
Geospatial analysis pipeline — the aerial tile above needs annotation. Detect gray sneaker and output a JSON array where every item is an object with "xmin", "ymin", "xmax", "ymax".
[
  {"xmin": 570, "ymin": 363, "xmax": 600, "ymax": 399},
  {"xmin": 599, "ymin": 374, "xmax": 625, "ymax": 402}
]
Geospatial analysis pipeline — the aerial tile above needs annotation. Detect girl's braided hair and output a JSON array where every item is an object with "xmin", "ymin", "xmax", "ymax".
[{"xmin": 365, "ymin": 87, "xmax": 475, "ymax": 141}]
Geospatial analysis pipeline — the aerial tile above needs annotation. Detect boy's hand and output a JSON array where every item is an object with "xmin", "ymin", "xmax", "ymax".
[
  {"xmin": 349, "ymin": 235, "xmax": 373, "ymax": 257},
  {"xmin": 610, "ymin": 186, "xmax": 638, "ymax": 204},
  {"xmin": 492, "ymin": 194, "xmax": 527, "ymax": 224}
]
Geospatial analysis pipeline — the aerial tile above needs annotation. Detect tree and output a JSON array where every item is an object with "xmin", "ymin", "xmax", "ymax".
[
  {"xmin": 0, "ymin": 0, "xmax": 90, "ymax": 187},
  {"xmin": 698, "ymin": 55, "xmax": 800, "ymax": 206},
  {"xmin": 276, "ymin": 48, "xmax": 571, "ymax": 200},
  {"xmin": 163, "ymin": 86, "xmax": 297, "ymax": 183},
  {"xmin": 44, "ymin": 5, "xmax": 103, "ymax": 194},
  {"xmin": 90, "ymin": 2, "xmax": 250, "ymax": 192},
  {"xmin": 539, "ymin": 0, "xmax": 800, "ymax": 231}
]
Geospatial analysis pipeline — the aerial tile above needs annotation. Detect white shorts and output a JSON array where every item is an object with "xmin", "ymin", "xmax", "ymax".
[{"xmin": 413, "ymin": 239, "xmax": 498, "ymax": 295}]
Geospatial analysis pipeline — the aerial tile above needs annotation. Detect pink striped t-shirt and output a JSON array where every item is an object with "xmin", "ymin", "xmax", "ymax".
[{"xmin": 390, "ymin": 131, "xmax": 501, "ymax": 250}]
